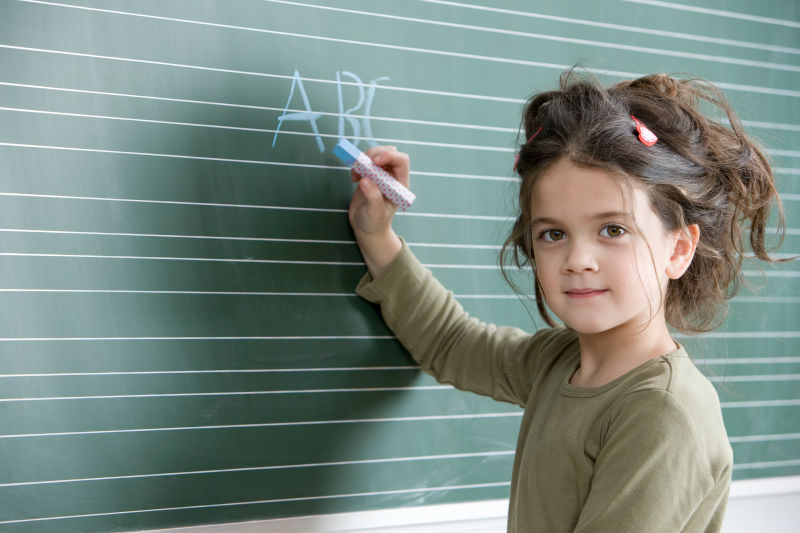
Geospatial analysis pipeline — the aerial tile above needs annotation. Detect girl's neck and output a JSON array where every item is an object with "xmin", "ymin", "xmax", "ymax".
[{"xmin": 570, "ymin": 319, "xmax": 678, "ymax": 388}]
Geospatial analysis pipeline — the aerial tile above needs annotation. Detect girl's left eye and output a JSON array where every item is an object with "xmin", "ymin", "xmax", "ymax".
[
  {"xmin": 600, "ymin": 224, "xmax": 627, "ymax": 238},
  {"xmin": 541, "ymin": 229, "xmax": 566, "ymax": 242}
]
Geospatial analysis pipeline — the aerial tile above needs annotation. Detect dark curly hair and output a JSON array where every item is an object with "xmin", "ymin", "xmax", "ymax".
[{"xmin": 501, "ymin": 70, "xmax": 787, "ymax": 333}]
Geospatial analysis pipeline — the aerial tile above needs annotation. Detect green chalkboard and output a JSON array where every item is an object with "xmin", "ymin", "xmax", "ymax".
[{"xmin": 0, "ymin": 0, "xmax": 798, "ymax": 531}]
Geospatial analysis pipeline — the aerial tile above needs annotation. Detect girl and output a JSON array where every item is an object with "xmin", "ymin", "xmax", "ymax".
[{"xmin": 347, "ymin": 71, "xmax": 785, "ymax": 532}]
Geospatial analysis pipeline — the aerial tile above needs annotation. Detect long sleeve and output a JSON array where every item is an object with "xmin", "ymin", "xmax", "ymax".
[
  {"xmin": 356, "ymin": 238, "xmax": 562, "ymax": 407},
  {"xmin": 572, "ymin": 389, "xmax": 731, "ymax": 532}
]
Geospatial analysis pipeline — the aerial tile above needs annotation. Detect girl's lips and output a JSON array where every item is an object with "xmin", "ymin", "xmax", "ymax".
[{"xmin": 565, "ymin": 289, "xmax": 607, "ymax": 298}]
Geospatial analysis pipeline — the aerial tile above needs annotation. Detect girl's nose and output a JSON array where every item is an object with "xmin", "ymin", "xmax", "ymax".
[{"xmin": 563, "ymin": 242, "xmax": 599, "ymax": 273}]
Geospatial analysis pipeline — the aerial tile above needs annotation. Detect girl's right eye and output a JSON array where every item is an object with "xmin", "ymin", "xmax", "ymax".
[{"xmin": 540, "ymin": 229, "xmax": 566, "ymax": 242}]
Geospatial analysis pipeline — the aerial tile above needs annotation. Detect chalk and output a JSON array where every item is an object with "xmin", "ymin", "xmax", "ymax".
[{"xmin": 333, "ymin": 138, "xmax": 416, "ymax": 211}]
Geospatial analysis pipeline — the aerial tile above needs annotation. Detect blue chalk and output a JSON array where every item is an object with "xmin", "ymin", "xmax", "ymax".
[{"xmin": 332, "ymin": 138, "xmax": 361, "ymax": 166}]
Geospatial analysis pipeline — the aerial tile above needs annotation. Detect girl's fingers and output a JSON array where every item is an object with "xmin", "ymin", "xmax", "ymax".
[
  {"xmin": 351, "ymin": 146, "xmax": 395, "ymax": 182},
  {"xmin": 365, "ymin": 148, "xmax": 411, "ymax": 189},
  {"xmin": 363, "ymin": 145, "xmax": 397, "ymax": 160},
  {"xmin": 348, "ymin": 145, "xmax": 411, "ymax": 197}
]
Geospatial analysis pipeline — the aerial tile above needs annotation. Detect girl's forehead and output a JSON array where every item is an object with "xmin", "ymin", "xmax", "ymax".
[
  {"xmin": 529, "ymin": 160, "xmax": 656, "ymax": 223},
  {"xmin": 531, "ymin": 160, "xmax": 630, "ymax": 205}
]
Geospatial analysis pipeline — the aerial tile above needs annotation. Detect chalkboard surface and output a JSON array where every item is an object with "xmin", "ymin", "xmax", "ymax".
[{"xmin": 0, "ymin": 0, "xmax": 798, "ymax": 531}]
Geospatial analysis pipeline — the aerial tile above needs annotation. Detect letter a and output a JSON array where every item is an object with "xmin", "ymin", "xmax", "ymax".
[{"xmin": 273, "ymin": 70, "xmax": 325, "ymax": 152}]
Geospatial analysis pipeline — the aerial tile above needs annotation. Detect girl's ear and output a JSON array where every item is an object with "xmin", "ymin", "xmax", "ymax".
[{"xmin": 666, "ymin": 224, "xmax": 700, "ymax": 280}]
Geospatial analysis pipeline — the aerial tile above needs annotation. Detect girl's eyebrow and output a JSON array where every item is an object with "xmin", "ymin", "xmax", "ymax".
[{"xmin": 532, "ymin": 211, "xmax": 631, "ymax": 226}]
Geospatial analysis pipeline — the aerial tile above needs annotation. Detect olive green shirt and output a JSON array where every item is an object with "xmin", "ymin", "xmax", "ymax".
[{"xmin": 356, "ymin": 239, "xmax": 733, "ymax": 532}]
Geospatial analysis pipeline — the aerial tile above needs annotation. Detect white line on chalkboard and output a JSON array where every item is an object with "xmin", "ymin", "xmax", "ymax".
[
  {"xmin": 0, "ymin": 289, "xmax": 360, "ymax": 297},
  {"xmin": 675, "ymin": 332, "xmax": 800, "ymax": 340},
  {"xmin": 0, "ymin": 289, "xmax": 796, "ymax": 304},
  {"xmin": 2, "ymin": 39, "xmax": 799, "ymax": 98},
  {"xmin": 19, "ymin": 0, "xmax": 800, "ymax": 75},
  {"xmin": 696, "ymin": 357, "xmax": 800, "ymax": 365},
  {"xmin": 729, "ymin": 432, "xmax": 800, "ymax": 443},
  {"xmin": 769, "ymin": 149, "xmax": 800, "ymax": 159},
  {"xmin": 4, "ymin": 106, "xmax": 800, "ymax": 160},
  {"xmin": 0, "ymin": 336, "xmax": 398, "ymax": 342},
  {"xmin": 0, "ymin": 254, "xmax": 475, "ymax": 268},
  {"xmin": 3, "ymin": 81, "xmax": 799, "ymax": 133},
  {"xmin": 0, "ymin": 252, "xmax": 365, "ymax": 266},
  {"xmin": 0, "ymin": 141, "xmax": 517, "ymax": 182},
  {"xmin": 0, "ymin": 193, "xmax": 491, "ymax": 222},
  {"xmin": 0, "ymin": 367, "xmax": 421, "ymax": 377},
  {"xmin": 0, "ymin": 250, "xmax": 797, "ymax": 276},
  {"xmin": 742, "ymin": 270, "xmax": 800, "ymax": 278},
  {"xmin": 0, "ymin": 252, "xmax": 510, "ymax": 268},
  {"xmin": 258, "ymin": 0, "xmax": 800, "ymax": 73},
  {"xmin": 0, "ymin": 450, "xmax": 516, "ymax": 488},
  {"xmin": 0, "ymin": 411, "xmax": 525, "ymax": 438},
  {"xmin": 0, "ymin": 331, "xmax": 794, "ymax": 343},
  {"xmin": 0, "ymin": 226, "xmax": 363, "ymax": 244},
  {"xmin": 0, "ymin": 289, "xmax": 529, "ymax": 300},
  {"xmin": 734, "ymin": 459, "xmax": 800, "ymax": 470},
  {"xmin": 0, "ymin": 192, "xmax": 500, "ymax": 223},
  {"xmin": 708, "ymin": 374, "xmax": 800, "ymax": 382},
  {"xmin": 0, "ymin": 140, "xmax": 355, "ymax": 168},
  {"xmin": 1, "ymin": 251, "xmax": 799, "ymax": 276},
  {"xmin": 0, "ymin": 224, "xmax": 792, "ymax": 253},
  {"xmin": 0, "ymin": 225, "xmax": 791, "ymax": 254},
  {"xmin": 621, "ymin": 0, "xmax": 800, "ymax": 29},
  {"xmin": 2, "ymin": 360, "xmax": 795, "ymax": 378},
  {"xmin": 0, "ymin": 106, "xmax": 515, "ymax": 153},
  {"xmin": 0, "ymin": 332, "xmax": 794, "ymax": 343},
  {"xmin": 2, "ymin": 140, "xmax": 795, "ymax": 182},
  {"xmin": 0, "ymin": 289, "xmax": 362, "ymax": 296},
  {"xmin": 0, "ymin": 386, "xmax": 456, "ymax": 402},
  {"xmin": 733, "ymin": 297, "xmax": 800, "ymax": 303},
  {"xmin": 3, "ymin": 379, "xmax": 798, "ymax": 402},
  {"xmin": 767, "ymin": 227, "xmax": 800, "ymax": 236},
  {"xmin": 742, "ymin": 122, "xmax": 800, "ymax": 133},
  {"xmin": 721, "ymin": 399, "xmax": 800, "ymax": 408},
  {"xmin": 421, "ymin": 0, "xmax": 800, "ymax": 55},
  {"xmin": 0, "ymin": 480, "xmax": 512, "ymax": 525},
  {"xmin": 0, "ymin": 185, "xmax": 516, "ymax": 221},
  {"xmin": 775, "ymin": 167, "xmax": 800, "ymax": 175},
  {"xmin": 0, "ymin": 81, "xmax": 518, "ymax": 132},
  {"xmin": 0, "ymin": 226, "xmax": 505, "ymax": 250}
]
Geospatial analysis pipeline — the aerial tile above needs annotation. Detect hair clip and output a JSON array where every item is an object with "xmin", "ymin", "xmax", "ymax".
[
  {"xmin": 631, "ymin": 115, "xmax": 658, "ymax": 146},
  {"xmin": 513, "ymin": 126, "xmax": 543, "ymax": 172}
]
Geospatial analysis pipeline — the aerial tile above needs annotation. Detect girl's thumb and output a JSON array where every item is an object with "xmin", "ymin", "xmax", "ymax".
[{"xmin": 360, "ymin": 177, "xmax": 384, "ymax": 205}]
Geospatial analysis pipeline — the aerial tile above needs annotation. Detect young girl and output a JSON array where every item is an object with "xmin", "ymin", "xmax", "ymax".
[{"xmin": 347, "ymin": 71, "xmax": 784, "ymax": 532}]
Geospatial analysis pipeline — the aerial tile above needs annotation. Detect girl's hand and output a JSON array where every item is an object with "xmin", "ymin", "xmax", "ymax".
[
  {"xmin": 347, "ymin": 145, "xmax": 408, "ymax": 279},
  {"xmin": 347, "ymin": 145, "xmax": 410, "ymax": 237}
]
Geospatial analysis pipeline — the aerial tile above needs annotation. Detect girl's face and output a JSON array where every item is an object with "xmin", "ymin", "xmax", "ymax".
[{"xmin": 529, "ymin": 158, "xmax": 678, "ymax": 337}]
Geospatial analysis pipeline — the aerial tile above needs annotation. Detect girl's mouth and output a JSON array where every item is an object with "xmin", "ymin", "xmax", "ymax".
[{"xmin": 565, "ymin": 289, "xmax": 607, "ymax": 299}]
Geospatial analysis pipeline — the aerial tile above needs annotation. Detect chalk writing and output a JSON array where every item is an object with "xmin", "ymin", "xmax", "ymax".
[{"xmin": 273, "ymin": 70, "xmax": 389, "ymax": 153}]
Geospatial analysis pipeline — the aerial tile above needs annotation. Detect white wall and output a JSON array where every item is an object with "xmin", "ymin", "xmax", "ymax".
[
  {"xmin": 720, "ymin": 476, "xmax": 800, "ymax": 533},
  {"xmin": 141, "ymin": 476, "xmax": 800, "ymax": 533}
]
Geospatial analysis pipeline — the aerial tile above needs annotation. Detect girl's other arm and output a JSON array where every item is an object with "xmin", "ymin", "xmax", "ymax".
[{"xmin": 573, "ymin": 390, "xmax": 730, "ymax": 532}]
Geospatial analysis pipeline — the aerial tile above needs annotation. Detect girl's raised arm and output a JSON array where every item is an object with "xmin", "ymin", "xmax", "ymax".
[{"xmin": 347, "ymin": 145, "xmax": 407, "ymax": 280}]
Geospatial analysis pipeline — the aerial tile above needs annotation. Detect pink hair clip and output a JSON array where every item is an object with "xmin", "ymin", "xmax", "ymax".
[
  {"xmin": 631, "ymin": 115, "xmax": 658, "ymax": 146},
  {"xmin": 513, "ymin": 126, "xmax": 543, "ymax": 172}
]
